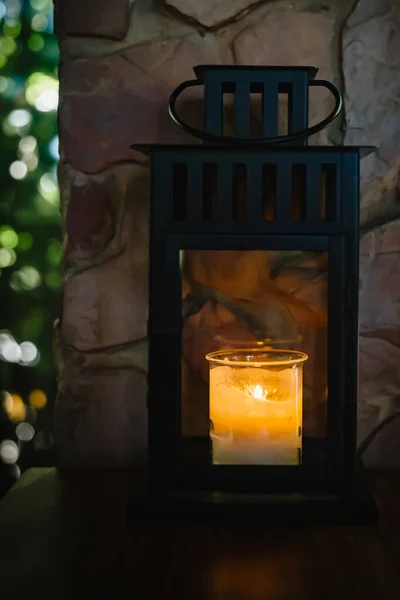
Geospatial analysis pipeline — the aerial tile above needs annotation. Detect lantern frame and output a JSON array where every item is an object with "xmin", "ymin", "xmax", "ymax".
[{"xmin": 131, "ymin": 66, "xmax": 377, "ymax": 522}]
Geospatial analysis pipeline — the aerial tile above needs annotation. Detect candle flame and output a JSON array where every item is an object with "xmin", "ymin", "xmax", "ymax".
[{"xmin": 252, "ymin": 385, "xmax": 264, "ymax": 400}]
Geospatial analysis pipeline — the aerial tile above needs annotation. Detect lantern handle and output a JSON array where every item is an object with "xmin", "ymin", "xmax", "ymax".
[{"xmin": 168, "ymin": 79, "xmax": 343, "ymax": 145}]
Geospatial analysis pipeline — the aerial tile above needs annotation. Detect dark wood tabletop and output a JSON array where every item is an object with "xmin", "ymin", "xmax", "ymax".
[{"xmin": 1, "ymin": 468, "xmax": 400, "ymax": 600}]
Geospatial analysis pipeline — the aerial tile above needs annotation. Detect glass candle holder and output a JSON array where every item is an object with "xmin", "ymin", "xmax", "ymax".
[{"xmin": 206, "ymin": 349, "xmax": 308, "ymax": 466}]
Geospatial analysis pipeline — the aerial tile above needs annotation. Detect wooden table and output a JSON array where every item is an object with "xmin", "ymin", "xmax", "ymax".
[{"xmin": 0, "ymin": 469, "xmax": 399, "ymax": 599}]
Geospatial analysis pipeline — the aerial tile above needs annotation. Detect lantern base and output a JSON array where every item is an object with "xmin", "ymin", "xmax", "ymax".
[{"xmin": 128, "ymin": 468, "xmax": 378, "ymax": 525}]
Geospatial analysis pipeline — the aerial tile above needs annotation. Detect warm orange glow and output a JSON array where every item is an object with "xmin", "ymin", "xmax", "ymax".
[
  {"xmin": 3, "ymin": 393, "xmax": 27, "ymax": 423},
  {"xmin": 29, "ymin": 389, "xmax": 47, "ymax": 409},
  {"xmin": 207, "ymin": 350, "xmax": 307, "ymax": 465}
]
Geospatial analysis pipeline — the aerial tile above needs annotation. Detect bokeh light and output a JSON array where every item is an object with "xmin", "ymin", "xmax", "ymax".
[
  {"xmin": 5, "ymin": 0, "xmax": 22, "ymax": 19},
  {"xmin": 10, "ymin": 265, "xmax": 41, "ymax": 291},
  {"xmin": 31, "ymin": 13, "xmax": 47, "ymax": 32},
  {"xmin": 0, "ymin": 332, "xmax": 39, "ymax": 366},
  {"xmin": 25, "ymin": 72, "xmax": 58, "ymax": 111},
  {"xmin": 46, "ymin": 238, "xmax": 62, "ymax": 265},
  {"xmin": 0, "ymin": 332, "xmax": 14, "ymax": 349},
  {"xmin": 35, "ymin": 88, "xmax": 58, "ymax": 111},
  {"xmin": 0, "ymin": 226, "xmax": 19, "ymax": 248},
  {"xmin": 0, "ymin": 440, "xmax": 19, "ymax": 464},
  {"xmin": 45, "ymin": 270, "xmax": 63, "ymax": 289},
  {"xmin": 39, "ymin": 171, "xmax": 58, "ymax": 196},
  {"xmin": 7, "ymin": 109, "xmax": 32, "ymax": 128},
  {"xmin": 0, "ymin": 35, "xmax": 16, "ymax": 56},
  {"xmin": 19, "ymin": 135, "xmax": 37, "ymax": 154},
  {"xmin": 11, "ymin": 464, "xmax": 21, "ymax": 479},
  {"xmin": 0, "ymin": 334, "xmax": 21, "ymax": 362},
  {"xmin": 9, "ymin": 160, "xmax": 28, "ymax": 179},
  {"xmin": 16, "ymin": 232, "xmax": 33, "ymax": 251},
  {"xmin": 1, "ymin": 0, "xmax": 60, "ymax": 494},
  {"xmin": 48, "ymin": 135, "xmax": 59, "ymax": 160},
  {"xmin": 3, "ymin": 393, "xmax": 26, "ymax": 423},
  {"xmin": 16, "ymin": 422, "xmax": 35, "ymax": 442},
  {"xmin": 0, "ymin": 76, "xmax": 22, "ymax": 99},
  {"xmin": 30, "ymin": 0, "xmax": 50, "ymax": 10},
  {"xmin": 19, "ymin": 341, "xmax": 39, "ymax": 366},
  {"xmin": 17, "ymin": 135, "xmax": 39, "ymax": 172},
  {"xmin": 28, "ymin": 33, "xmax": 44, "ymax": 52},
  {"xmin": 37, "ymin": 172, "xmax": 59, "ymax": 212},
  {"xmin": 4, "ymin": 19, "xmax": 22, "ymax": 38},
  {"xmin": 28, "ymin": 389, "xmax": 47, "ymax": 409},
  {"xmin": 2, "ymin": 391, "xmax": 14, "ymax": 414},
  {"xmin": 0, "ymin": 75, "xmax": 8, "ymax": 93},
  {"xmin": 0, "ymin": 247, "xmax": 17, "ymax": 267},
  {"xmin": 24, "ymin": 153, "xmax": 39, "ymax": 172}
]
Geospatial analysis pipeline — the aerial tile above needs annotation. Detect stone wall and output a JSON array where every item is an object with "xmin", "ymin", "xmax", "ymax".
[{"xmin": 54, "ymin": 0, "xmax": 400, "ymax": 467}]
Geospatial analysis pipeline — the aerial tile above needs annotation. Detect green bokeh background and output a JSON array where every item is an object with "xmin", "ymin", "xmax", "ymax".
[{"xmin": 0, "ymin": 0, "xmax": 60, "ymax": 496}]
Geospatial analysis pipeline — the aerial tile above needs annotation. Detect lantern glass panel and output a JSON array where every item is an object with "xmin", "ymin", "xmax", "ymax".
[{"xmin": 181, "ymin": 249, "xmax": 328, "ymax": 467}]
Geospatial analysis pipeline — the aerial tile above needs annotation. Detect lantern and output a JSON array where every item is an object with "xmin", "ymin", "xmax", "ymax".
[{"xmin": 131, "ymin": 66, "xmax": 377, "ymax": 522}]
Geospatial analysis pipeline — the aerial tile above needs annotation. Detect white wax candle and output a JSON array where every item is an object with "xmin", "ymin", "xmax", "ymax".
[{"xmin": 209, "ymin": 360, "xmax": 304, "ymax": 466}]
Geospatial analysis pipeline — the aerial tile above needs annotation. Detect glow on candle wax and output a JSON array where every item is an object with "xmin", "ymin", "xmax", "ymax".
[{"xmin": 206, "ymin": 349, "xmax": 308, "ymax": 466}]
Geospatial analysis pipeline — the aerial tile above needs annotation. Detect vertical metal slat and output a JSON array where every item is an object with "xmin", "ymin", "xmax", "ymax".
[
  {"xmin": 187, "ymin": 161, "xmax": 203, "ymax": 223},
  {"xmin": 246, "ymin": 160, "xmax": 263, "ymax": 224},
  {"xmin": 235, "ymin": 82, "xmax": 250, "ymax": 138},
  {"xmin": 217, "ymin": 160, "xmax": 233, "ymax": 222},
  {"xmin": 204, "ymin": 75, "xmax": 223, "ymax": 137},
  {"xmin": 276, "ymin": 160, "xmax": 291, "ymax": 222},
  {"xmin": 262, "ymin": 82, "xmax": 279, "ymax": 138},
  {"xmin": 287, "ymin": 71, "xmax": 308, "ymax": 146},
  {"xmin": 306, "ymin": 163, "xmax": 322, "ymax": 223}
]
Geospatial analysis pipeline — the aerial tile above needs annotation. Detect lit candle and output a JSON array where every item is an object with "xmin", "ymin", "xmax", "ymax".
[{"xmin": 206, "ymin": 349, "xmax": 308, "ymax": 465}]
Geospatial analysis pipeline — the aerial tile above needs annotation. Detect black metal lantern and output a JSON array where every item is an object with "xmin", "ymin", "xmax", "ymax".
[{"xmin": 131, "ymin": 66, "xmax": 377, "ymax": 523}]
